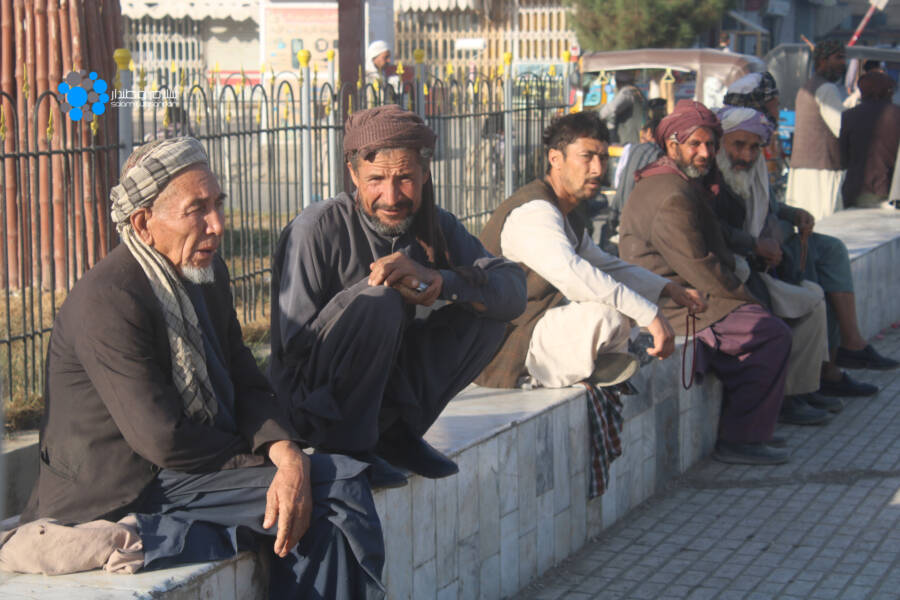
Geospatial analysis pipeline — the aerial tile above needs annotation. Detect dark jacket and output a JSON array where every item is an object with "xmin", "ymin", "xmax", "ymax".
[
  {"xmin": 22, "ymin": 245, "xmax": 297, "ymax": 525},
  {"xmin": 840, "ymin": 100, "xmax": 900, "ymax": 205},
  {"xmin": 619, "ymin": 158, "xmax": 759, "ymax": 334},
  {"xmin": 269, "ymin": 193, "xmax": 526, "ymax": 405},
  {"xmin": 475, "ymin": 179, "xmax": 583, "ymax": 388}
]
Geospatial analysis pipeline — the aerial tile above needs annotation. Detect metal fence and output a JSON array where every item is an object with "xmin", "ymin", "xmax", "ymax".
[{"xmin": 0, "ymin": 51, "xmax": 571, "ymax": 421}]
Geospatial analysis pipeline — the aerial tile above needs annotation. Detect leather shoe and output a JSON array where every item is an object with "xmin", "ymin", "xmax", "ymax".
[
  {"xmin": 351, "ymin": 452, "xmax": 409, "ymax": 490},
  {"xmin": 819, "ymin": 372, "xmax": 878, "ymax": 397},
  {"xmin": 377, "ymin": 434, "xmax": 459, "ymax": 479},
  {"xmin": 779, "ymin": 394, "xmax": 832, "ymax": 426},
  {"xmin": 835, "ymin": 345, "xmax": 899, "ymax": 371},
  {"xmin": 713, "ymin": 441, "xmax": 789, "ymax": 465},
  {"xmin": 805, "ymin": 391, "xmax": 844, "ymax": 413}
]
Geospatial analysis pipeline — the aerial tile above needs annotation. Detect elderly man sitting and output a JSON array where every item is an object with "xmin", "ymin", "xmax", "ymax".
[
  {"xmin": 269, "ymin": 105, "xmax": 526, "ymax": 485},
  {"xmin": 712, "ymin": 106, "xmax": 841, "ymax": 422},
  {"xmin": 12, "ymin": 138, "xmax": 384, "ymax": 598},
  {"xmin": 715, "ymin": 102, "xmax": 896, "ymax": 393},
  {"xmin": 620, "ymin": 100, "xmax": 792, "ymax": 465}
]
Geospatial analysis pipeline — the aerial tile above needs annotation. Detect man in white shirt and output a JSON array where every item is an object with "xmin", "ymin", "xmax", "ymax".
[
  {"xmin": 476, "ymin": 111, "xmax": 706, "ymax": 389},
  {"xmin": 786, "ymin": 40, "xmax": 848, "ymax": 221}
]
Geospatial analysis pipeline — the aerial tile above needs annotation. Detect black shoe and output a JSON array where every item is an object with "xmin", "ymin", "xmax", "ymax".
[
  {"xmin": 779, "ymin": 394, "xmax": 832, "ymax": 425},
  {"xmin": 805, "ymin": 391, "xmax": 844, "ymax": 413},
  {"xmin": 819, "ymin": 372, "xmax": 879, "ymax": 397},
  {"xmin": 835, "ymin": 345, "xmax": 899, "ymax": 370},
  {"xmin": 351, "ymin": 452, "xmax": 409, "ymax": 489},
  {"xmin": 768, "ymin": 435, "xmax": 787, "ymax": 448},
  {"xmin": 628, "ymin": 333, "xmax": 655, "ymax": 367},
  {"xmin": 377, "ymin": 434, "xmax": 459, "ymax": 479},
  {"xmin": 713, "ymin": 441, "xmax": 789, "ymax": 465}
]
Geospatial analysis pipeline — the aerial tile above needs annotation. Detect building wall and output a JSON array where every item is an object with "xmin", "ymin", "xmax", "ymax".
[{"xmin": 202, "ymin": 18, "xmax": 260, "ymax": 75}]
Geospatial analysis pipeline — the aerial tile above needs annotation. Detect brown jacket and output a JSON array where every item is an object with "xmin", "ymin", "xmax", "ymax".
[
  {"xmin": 791, "ymin": 74, "xmax": 842, "ymax": 171},
  {"xmin": 618, "ymin": 160, "xmax": 758, "ymax": 334},
  {"xmin": 23, "ymin": 245, "xmax": 297, "ymax": 525},
  {"xmin": 475, "ymin": 179, "xmax": 585, "ymax": 388}
]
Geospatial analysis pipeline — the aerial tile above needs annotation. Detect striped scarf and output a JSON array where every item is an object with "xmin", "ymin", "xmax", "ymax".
[{"xmin": 109, "ymin": 137, "xmax": 218, "ymax": 424}]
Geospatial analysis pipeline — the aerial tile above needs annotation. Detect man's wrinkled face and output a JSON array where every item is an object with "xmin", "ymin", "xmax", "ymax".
[
  {"xmin": 667, "ymin": 127, "xmax": 716, "ymax": 179},
  {"xmin": 549, "ymin": 136, "xmax": 609, "ymax": 203},
  {"xmin": 349, "ymin": 147, "xmax": 426, "ymax": 236},
  {"xmin": 139, "ymin": 165, "xmax": 225, "ymax": 282},
  {"xmin": 819, "ymin": 51, "xmax": 846, "ymax": 82},
  {"xmin": 721, "ymin": 130, "xmax": 763, "ymax": 172}
]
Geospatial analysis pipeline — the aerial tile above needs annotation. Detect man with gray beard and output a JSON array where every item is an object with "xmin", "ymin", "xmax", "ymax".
[
  {"xmin": 269, "ymin": 105, "xmax": 526, "ymax": 485},
  {"xmin": 711, "ymin": 107, "xmax": 839, "ymax": 423},
  {"xmin": 712, "ymin": 106, "xmax": 895, "ymax": 399}
]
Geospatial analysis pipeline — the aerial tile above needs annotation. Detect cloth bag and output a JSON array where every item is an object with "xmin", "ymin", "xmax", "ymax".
[{"xmin": 0, "ymin": 516, "xmax": 143, "ymax": 575}]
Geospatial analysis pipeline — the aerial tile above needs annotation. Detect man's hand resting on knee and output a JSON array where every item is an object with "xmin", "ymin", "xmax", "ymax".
[
  {"xmin": 264, "ymin": 441, "xmax": 313, "ymax": 558},
  {"xmin": 369, "ymin": 251, "xmax": 443, "ymax": 306},
  {"xmin": 646, "ymin": 313, "xmax": 676, "ymax": 360}
]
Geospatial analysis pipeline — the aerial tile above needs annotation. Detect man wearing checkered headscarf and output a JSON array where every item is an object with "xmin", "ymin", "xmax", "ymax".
[
  {"xmin": 269, "ymin": 104, "xmax": 526, "ymax": 484},
  {"xmin": 22, "ymin": 137, "xmax": 387, "ymax": 596},
  {"xmin": 786, "ymin": 40, "xmax": 849, "ymax": 221}
]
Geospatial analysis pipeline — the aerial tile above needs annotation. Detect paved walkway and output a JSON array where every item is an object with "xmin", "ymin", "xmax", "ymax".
[{"xmin": 519, "ymin": 324, "xmax": 900, "ymax": 600}]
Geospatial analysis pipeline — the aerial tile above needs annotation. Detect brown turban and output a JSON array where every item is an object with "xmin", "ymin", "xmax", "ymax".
[
  {"xmin": 858, "ymin": 72, "xmax": 896, "ymax": 101},
  {"xmin": 343, "ymin": 104, "xmax": 436, "ymax": 162},
  {"xmin": 655, "ymin": 99, "xmax": 723, "ymax": 147}
]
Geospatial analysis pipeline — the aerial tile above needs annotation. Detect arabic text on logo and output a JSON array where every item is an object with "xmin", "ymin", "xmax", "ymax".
[{"xmin": 56, "ymin": 70, "xmax": 110, "ymax": 122}]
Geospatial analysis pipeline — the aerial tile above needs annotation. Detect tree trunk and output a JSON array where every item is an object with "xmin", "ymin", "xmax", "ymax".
[
  {"xmin": 82, "ymin": 0, "xmax": 109, "ymax": 259},
  {"xmin": 1, "ymin": 0, "xmax": 20, "ymax": 289},
  {"xmin": 35, "ymin": 0, "xmax": 52, "ymax": 290},
  {"xmin": 49, "ymin": 0, "xmax": 66, "ymax": 290}
]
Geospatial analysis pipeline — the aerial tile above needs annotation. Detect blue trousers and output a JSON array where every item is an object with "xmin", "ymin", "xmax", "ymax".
[{"xmin": 134, "ymin": 453, "xmax": 385, "ymax": 600}]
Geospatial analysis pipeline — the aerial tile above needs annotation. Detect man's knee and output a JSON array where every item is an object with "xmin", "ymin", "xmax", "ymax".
[{"xmin": 347, "ymin": 285, "xmax": 407, "ymax": 329}]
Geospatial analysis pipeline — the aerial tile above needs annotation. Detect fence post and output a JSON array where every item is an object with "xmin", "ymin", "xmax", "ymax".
[
  {"xmin": 414, "ymin": 48, "xmax": 425, "ymax": 120},
  {"xmin": 562, "ymin": 50, "xmax": 571, "ymax": 110},
  {"xmin": 503, "ymin": 52, "xmax": 513, "ymax": 199},
  {"xmin": 299, "ymin": 50, "xmax": 313, "ymax": 209},
  {"xmin": 327, "ymin": 49, "xmax": 340, "ymax": 198},
  {"xmin": 114, "ymin": 48, "xmax": 134, "ymax": 170}
]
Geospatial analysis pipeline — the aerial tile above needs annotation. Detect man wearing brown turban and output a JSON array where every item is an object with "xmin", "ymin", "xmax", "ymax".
[
  {"xmin": 840, "ymin": 71, "xmax": 900, "ymax": 209},
  {"xmin": 620, "ymin": 100, "xmax": 794, "ymax": 466},
  {"xmin": 269, "ymin": 105, "xmax": 526, "ymax": 485}
]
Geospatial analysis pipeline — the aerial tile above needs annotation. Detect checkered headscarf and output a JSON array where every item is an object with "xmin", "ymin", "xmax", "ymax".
[{"xmin": 110, "ymin": 137, "xmax": 218, "ymax": 424}]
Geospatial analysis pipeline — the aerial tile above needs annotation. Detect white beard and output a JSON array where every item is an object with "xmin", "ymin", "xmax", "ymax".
[
  {"xmin": 181, "ymin": 264, "xmax": 216, "ymax": 284},
  {"xmin": 716, "ymin": 147, "xmax": 753, "ymax": 201}
]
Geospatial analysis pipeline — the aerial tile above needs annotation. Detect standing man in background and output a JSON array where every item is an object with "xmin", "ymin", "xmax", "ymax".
[{"xmin": 785, "ymin": 40, "xmax": 847, "ymax": 221}]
